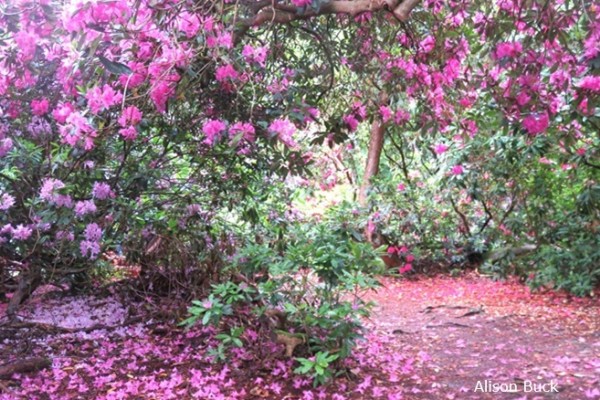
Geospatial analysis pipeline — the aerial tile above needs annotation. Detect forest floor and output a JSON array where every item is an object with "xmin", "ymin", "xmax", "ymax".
[{"xmin": 0, "ymin": 273, "xmax": 598, "ymax": 400}]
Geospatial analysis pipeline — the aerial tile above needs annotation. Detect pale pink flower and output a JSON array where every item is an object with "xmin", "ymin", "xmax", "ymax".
[
  {"xmin": 84, "ymin": 223, "xmax": 102, "ymax": 242},
  {"xmin": 52, "ymin": 102, "xmax": 75, "ymax": 124},
  {"xmin": 75, "ymin": 200, "xmax": 97, "ymax": 217},
  {"xmin": 0, "ymin": 193, "xmax": 15, "ymax": 210},
  {"xmin": 269, "ymin": 118, "xmax": 297, "ymax": 147},
  {"xmin": 92, "ymin": 182, "xmax": 115, "ymax": 200},
  {"xmin": 434, "ymin": 143, "xmax": 448, "ymax": 155},
  {"xmin": 40, "ymin": 178, "xmax": 65, "ymax": 201},
  {"xmin": 12, "ymin": 224, "xmax": 32, "ymax": 240}
]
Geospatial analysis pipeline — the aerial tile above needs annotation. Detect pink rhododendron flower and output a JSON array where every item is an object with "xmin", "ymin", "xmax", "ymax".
[
  {"xmin": 343, "ymin": 114, "xmax": 359, "ymax": 131},
  {"xmin": 40, "ymin": 178, "xmax": 65, "ymax": 201},
  {"xmin": 118, "ymin": 106, "xmax": 143, "ymax": 127},
  {"xmin": 80, "ymin": 240, "xmax": 101, "ymax": 259},
  {"xmin": 397, "ymin": 183, "xmax": 406, "ymax": 191},
  {"xmin": 217, "ymin": 32, "xmax": 233, "ymax": 48},
  {"xmin": 215, "ymin": 64, "xmax": 238, "ymax": 82},
  {"xmin": 55, "ymin": 194, "xmax": 73, "ymax": 208},
  {"xmin": 202, "ymin": 119, "xmax": 227, "ymax": 146},
  {"xmin": 52, "ymin": 102, "xmax": 75, "ymax": 124},
  {"xmin": 12, "ymin": 224, "xmax": 33, "ymax": 240},
  {"xmin": 0, "ymin": 193, "xmax": 15, "ymax": 210},
  {"xmin": 292, "ymin": 0, "xmax": 311, "ymax": 6},
  {"xmin": 31, "ymin": 98, "xmax": 50, "ymax": 115},
  {"xmin": 119, "ymin": 126, "xmax": 138, "ymax": 141},
  {"xmin": 269, "ymin": 118, "xmax": 298, "ymax": 147},
  {"xmin": 406, "ymin": 254, "xmax": 415, "ymax": 263},
  {"xmin": 86, "ymin": 84, "xmax": 123, "ymax": 114},
  {"xmin": 434, "ymin": 143, "xmax": 448, "ymax": 155},
  {"xmin": 522, "ymin": 112, "xmax": 549, "ymax": 135},
  {"xmin": 242, "ymin": 45, "xmax": 268, "ymax": 66},
  {"xmin": 59, "ymin": 111, "xmax": 97, "ymax": 149},
  {"xmin": 420, "ymin": 35, "xmax": 436, "ymax": 53},
  {"xmin": 229, "ymin": 122, "xmax": 256, "ymax": 143},
  {"xmin": 0, "ymin": 138, "xmax": 13, "ymax": 157},
  {"xmin": 150, "ymin": 81, "xmax": 175, "ymax": 112},
  {"xmin": 14, "ymin": 30, "xmax": 38, "ymax": 61},
  {"xmin": 400, "ymin": 263, "xmax": 412, "ymax": 273},
  {"xmin": 75, "ymin": 200, "xmax": 97, "ymax": 217},
  {"xmin": 56, "ymin": 230, "xmax": 74, "ymax": 241},
  {"xmin": 516, "ymin": 91, "xmax": 531, "ymax": 106},
  {"xmin": 84, "ymin": 223, "xmax": 102, "ymax": 242},
  {"xmin": 394, "ymin": 109, "xmax": 410, "ymax": 124},
  {"xmin": 92, "ymin": 182, "xmax": 115, "ymax": 200},
  {"xmin": 577, "ymin": 75, "xmax": 600, "ymax": 91},
  {"xmin": 494, "ymin": 41, "xmax": 522, "ymax": 59},
  {"xmin": 379, "ymin": 106, "xmax": 392, "ymax": 122},
  {"xmin": 451, "ymin": 165, "xmax": 464, "ymax": 175},
  {"xmin": 178, "ymin": 12, "xmax": 201, "ymax": 38}
]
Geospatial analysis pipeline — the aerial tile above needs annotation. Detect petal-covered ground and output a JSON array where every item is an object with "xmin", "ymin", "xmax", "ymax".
[{"xmin": 0, "ymin": 274, "xmax": 598, "ymax": 399}]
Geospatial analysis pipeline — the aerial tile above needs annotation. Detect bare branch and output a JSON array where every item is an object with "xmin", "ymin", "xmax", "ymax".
[{"xmin": 235, "ymin": 0, "xmax": 421, "ymax": 41}]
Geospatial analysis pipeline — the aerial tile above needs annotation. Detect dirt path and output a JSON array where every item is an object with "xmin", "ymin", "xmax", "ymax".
[{"xmin": 363, "ymin": 275, "xmax": 600, "ymax": 399}]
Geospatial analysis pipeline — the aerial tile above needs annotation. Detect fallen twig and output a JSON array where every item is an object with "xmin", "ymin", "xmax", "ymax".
[
  {"xmin": 426, "ymin": 322, "xmax": 471, "ymax": 329},
  {"xmin": 458, "ymin": 306, "xmax": 485, "ymax": 318},
  {"xmin": 421, "ymin": 305, "xmax": 469, "ymax": 313}
]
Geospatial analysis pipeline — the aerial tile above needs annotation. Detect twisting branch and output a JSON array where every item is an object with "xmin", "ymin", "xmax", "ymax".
[{"xmin": 235, "ymin": 0, "xmax": 422, "ymax": 41}]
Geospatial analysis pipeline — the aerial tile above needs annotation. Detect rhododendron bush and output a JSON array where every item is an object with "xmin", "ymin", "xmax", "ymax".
[{"xmin": 0, "ymin": 0, "xmax": 599, "ymax": 363}]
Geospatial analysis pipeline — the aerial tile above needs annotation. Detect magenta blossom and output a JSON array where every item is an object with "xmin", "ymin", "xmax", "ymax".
[
  {"xmin": 118, "ymin": 106, "xmax": 143, "ymax": 127},
  {"xmin": 215, "ymin": 64, "xmax": 239, "ymax": 82},
  {"xmin": 202, "ymin": 119, "xmax": 227, "ymax": 146},
  {"xmin": 31, "ymin": 98, "xmax": 50, "ymax": 116},
  {"xmin": 269, "ymin": 118, "xmax": 298, "ymax": 148},
  {"xmin": 577, "ymin": 76, "xmax": 600, "ymax": 92},
  {"xmin": 434, "ymin": 143, "xmax": 448, "ymax": 155},
  {"xmin": 451, "ymin": 165, "xmax": 464, "ymax": 175},
  {"xmin": 522, "ymin": 112, "xmax": 549, "ymax": 135}
]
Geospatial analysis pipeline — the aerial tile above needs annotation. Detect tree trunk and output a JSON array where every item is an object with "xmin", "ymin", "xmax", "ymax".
[
  {"xmin": 6, "ymin": 268, "xmax": 41, "ymax": 318},
  {"xmin": 358, "ymin": 118, "xmax": 386, "ymax": 206}
]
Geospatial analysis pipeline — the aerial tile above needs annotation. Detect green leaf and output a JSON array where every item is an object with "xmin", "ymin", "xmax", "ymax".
[{"xmin": 98, "ymin": 55, "xmax": 132, "ymax": 75}]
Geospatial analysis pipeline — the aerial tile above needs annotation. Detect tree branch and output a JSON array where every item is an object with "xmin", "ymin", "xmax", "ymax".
[{"xmin": 235, "ymin": 0, "xmax": 421, "ymax": 40}]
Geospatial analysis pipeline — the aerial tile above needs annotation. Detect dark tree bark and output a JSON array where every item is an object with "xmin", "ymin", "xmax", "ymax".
[
  {"xmin": 6, "ymin": 268, "xmax": 41, "ymax": 318},
  {"xmin": 0, "ymin": 357, "xmax": 51, "ymax": 379},
  {"xmin": 358, "ymin": 116, "xmax": 386, "ymax": 206}
]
